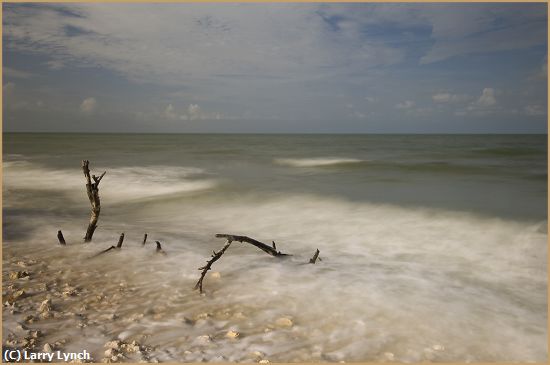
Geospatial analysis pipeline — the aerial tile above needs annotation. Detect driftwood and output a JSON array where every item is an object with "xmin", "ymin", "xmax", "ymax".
[
  {"xmin": 82, "ymin": 160, "xmax": 106, "ymax": 242},
  {"xmin": 195, "ymin": 234, "xmax": 321, "ymax": 293},
  {"xmin": 194, "ymin": 239, "xmax": 233, "ymax": 293},
  {"xmin": 91, "ymin": 233, "xmax": 124, "ymax": 258},
  {"xmin": 309, "ymin": 249, "xmax": 320, "ymax": 264},
  {"xmin": 155, "ymin": 241, "xmax": 166, "ymax": 255},
  {"xmin": 57, "ymin": 230, "xmax": 67, "ymax": 245},
  {"xmin": 142, "ymin": 233, "xmax": 148, "ymax": 246},
  {"xmin": 215, "ymin": 234, "xmax": 290, "ymax": 257}
]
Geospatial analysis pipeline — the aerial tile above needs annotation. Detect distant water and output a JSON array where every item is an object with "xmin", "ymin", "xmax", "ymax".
[{"xmin": 2, "ymin": 133, "xmax": 548, "ymax": 361}]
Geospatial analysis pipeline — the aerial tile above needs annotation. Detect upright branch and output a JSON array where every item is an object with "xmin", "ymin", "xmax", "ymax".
[
  {"xmin": 194, "ymin": 240, "xmax": 233, "ymax": 293},
  {"xmin": 57, "ymin": 230, "xmax": 67, "ymax": 245},
  {"xmin": 309, "ymin": 249, "xmax": 320, "ymax": 264},
  {"xmin": 156, "ymin": 241, "xmax": 167, "ymax": 255},
  {"xmin": 82, "ymin": 160, "xmax": 106, "ymax": 242},
  {"xmin": 142, "ymin": 233, "xmax": 148, "ymax": 246},
  {"xmin": 215, "ymin": 234, "xmax": 290, "ymax": 257},
  {"xmin": 116, "ymin": 233, "xmax": 125, "ymax": 248}
]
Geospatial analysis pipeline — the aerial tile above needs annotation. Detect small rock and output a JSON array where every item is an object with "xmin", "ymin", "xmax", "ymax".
[
  {"xmin": 104, "ymin": 348, "xmax": 117, "ymax": 358},
  {"xmin": 195, "ymin": 335, "xmax": 211, "ymax": 344},
  {"xmin": 195, "ymin": 312, "xmax": 210, "ymax": 320},
  {"xmin": 225, "ymin": 330, "xmax": 240, "ymax": 339},
  {"xmin": 39, "ymin": 299, "xmax": 52, "ymax": 313},
  {"xmin": 43, "ymin": 343, "xmax": 53, "ymax": 353},
  {"xmin": 105, "ymin": 340, "xmax": 121, "ymax": 350},
  {"xmin": 275, "ymin": 317, "xmax": 293, "ymax": 328},
  {"xmin": 259, "ymin": 360, "xmax": 270, "ymax": 364},
  {"xmin": 9, "ymin": 271, "xmax": 30, "ymax": 280},
  {"xmin": 63, "ymin": 287, "xmax": 79, "ymax": 297}
]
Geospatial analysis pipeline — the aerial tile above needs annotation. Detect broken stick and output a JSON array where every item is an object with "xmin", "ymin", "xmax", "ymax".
[
  {"xmin": 155, "ymin": 241, "xmax": 166, "ymax": 255},
  {"xmin": 194, "ymin": 240, "xmax": 233, "ymax": 293},
  {"xmin": 82, "ymin": 160, "xmax": 106, "ymax": 242},
  {"xmin": 309, "ymin": 249, "xmax": 320, "ymax": 264},
  {"xmin": 91, "ymin": 233, "xmax": 124, "ymax": 258},
  {"xmin": 142, "ymin": 233, "xmax": 148, "ymax": 246},
  {"xmin": 57, "ymin": 230, "xmax": 67, "ymax": 245},
  {"xmin": 215, "ymin": 234, "xmax": 290, "ymax": 257}
]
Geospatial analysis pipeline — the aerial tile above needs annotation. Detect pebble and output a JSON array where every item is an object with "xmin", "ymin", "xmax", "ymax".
[
  {"xmin": 39, "ymin": 299, "xmax": 52, "ymax": 313},
  {"xmin": 43, "ymin": 343, "xmax": 53, "ymax": 353},
  {"xmin": 195, "ymin": 335, "xmax": 212, "ymax": 344},
  {"xmin": 225, "ymin": 330, "xmax": 240, "ymax": 339},
  {"xmin": 105, "ymin": 340, "xmax": 122, "ymax": 350},
  {"xmin": 9, "ymin": 271, "xmax": 30, "ymax": 280},
  {"xmin": 275, "ymin": 317, "xmax": 293, "ymax": 328}
]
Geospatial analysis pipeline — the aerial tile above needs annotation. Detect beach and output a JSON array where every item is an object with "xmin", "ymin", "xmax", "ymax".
[{"xmin": 2, "ymin": 133, "xmax": 547, "ymax": 362}]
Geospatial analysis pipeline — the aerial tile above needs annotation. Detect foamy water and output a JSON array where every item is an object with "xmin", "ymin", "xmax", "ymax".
[
  {"xmin": 274, "ymin": 158, "xmax": 365, "ymax": 167},
  {"xmin": 2, "ymin": 133, "xmax": 547, "ymax": 362}
]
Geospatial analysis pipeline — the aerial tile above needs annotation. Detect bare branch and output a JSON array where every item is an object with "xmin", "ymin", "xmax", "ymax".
[
  {"xmin": 194, "ymin": 240, "xmax": 232, "ymax": 293},
  {"xmin": 116, "ymin": 233, "xmax": 125, "ymax": 248},
  {"xmin": 82, "ymin": 160, "xmax": 104, "ymax": 242},
  {"xmin": 156, "ymin": 241, "xmax": 167, "ymax": 255},
  {"xmin": 309, "ymin": 249, "xmax": 320, "ymax": 264},
  {"xmin": 215, "ymin": 234, "xmax": 290, "ymax": 257},
  {"xmin": 57, "ymin": 230, "xmax": 66, "ymax": 245},
  {"xmin": 142, "ymin": 233, "xmax": 148, "ymax": 246}
]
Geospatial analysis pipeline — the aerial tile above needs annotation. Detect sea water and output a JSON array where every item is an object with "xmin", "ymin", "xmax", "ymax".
[{"xmin": 2, "ymin": 133, "xmax": 547, "ymax": 362}]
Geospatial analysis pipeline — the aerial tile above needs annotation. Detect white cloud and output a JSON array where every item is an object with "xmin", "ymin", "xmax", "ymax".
[
  {"xmin": 476, "ymin": 88, "xmax": 497, "ymax": 107},
  {"xmin": 3, "ymin": 4, "xmax": 404, "ymax": 86},
  {"xmin": 524, "ymin": 104, "xmax": 546, "ymax": 116},
  {"xmin": 46, "ymin": 60, "xmax": 65, "ymax": 70},
  {"xmin": 395, "ymin": 100, "xmax": 415, "ymax": 109},
  {"xmin": 432, "ymin": 92, "xmax": 470, "ymax": 103},
  {"xmin": 163, "ymin": 103, "xmax": 223, "ymax": 121},
  {"xmin": 455, "ymin": 88, "xmax": 501, "ymax": 116},
  {"xmin": 364, "ymin": 96, "xmax": 377, "ymax": 103},
  {"xmin": 80, "ymin": 97, "xmax": 97, "ymax": 113},
  {"xmin": 4, "ymin": 67, "xmax": 34, "ymax": 79},
  {"xmin": 164, "ymin": 103, "xmax": 177, "ymax": 120},
  {"xmin": 3, "ymin": 82, "xmax": 16, "ymax": 96}
]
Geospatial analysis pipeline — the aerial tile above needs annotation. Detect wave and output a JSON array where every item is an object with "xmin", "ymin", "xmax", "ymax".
[
  {"xmin": 274, "ymin": 157, "xmax": 366, "ymax": 168},
  {"xmin": 3, "ymin": 160, "xmax": 217, "ymax": 204}
]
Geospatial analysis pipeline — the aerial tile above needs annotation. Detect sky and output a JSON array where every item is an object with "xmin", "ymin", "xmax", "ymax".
[{"xmin": 2, "ymin": 2, "xmax": 548, "ymax": 133}]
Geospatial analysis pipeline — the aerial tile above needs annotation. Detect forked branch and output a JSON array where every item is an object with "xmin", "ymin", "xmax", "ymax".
[{"xmin": 82, "ymin": 160, "xmax": 106, "ymax": 242}]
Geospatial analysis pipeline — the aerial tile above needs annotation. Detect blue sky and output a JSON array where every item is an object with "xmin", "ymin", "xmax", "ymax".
[{"xmin": 3, "ymin": 2, "xmax": 547, "ymax": 133}]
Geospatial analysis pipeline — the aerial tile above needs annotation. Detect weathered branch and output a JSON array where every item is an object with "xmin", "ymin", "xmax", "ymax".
[
  {"xmin": 82, "ymin": 160, "xmax": 106, "ymax": 242},
  {"xmin": 142, "ymin": 233, "xmax": 148, "ymax": 246},
  {"xmin": 57, "ymin": 230, "xmax": 66, "ymax": 245},
  {"xmin": 309, "ymin": 249, "xmax": 320, "ymax": 264},
  {"xmin": 116, "ymin": 233, "xmax": 125, "ymax": 248},
  {"xmin": 215, "ymin": 234, "xmax": 290, "ymax": 257},
  {"xmin": 91, "ymin": 233, "xmax": 124, "ymax": 258},
  {"xmin": 156, "ymin": 241, "xmax": 166, "ymax": 255},
  {"xmin": 194, "ymin": 240, "xmax": 233, "ymax": 293}
]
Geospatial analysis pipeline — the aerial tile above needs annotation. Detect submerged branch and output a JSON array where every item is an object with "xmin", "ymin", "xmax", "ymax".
[
  {"xmin": 309, "ymin": 249, "xmax": 320, "ymax": 264},
  {"xmin": 57, "ymin": 230, "xmax": 67, "ymax": 246},
  {"xmin": 215, "ymin": 234, "xmax": 290, "ymax": 257}
]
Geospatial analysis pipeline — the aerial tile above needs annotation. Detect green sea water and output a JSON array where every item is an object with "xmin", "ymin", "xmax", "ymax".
[{"xmin": 2, "ymin": 133, "xmax": 548, "ymax": 362}]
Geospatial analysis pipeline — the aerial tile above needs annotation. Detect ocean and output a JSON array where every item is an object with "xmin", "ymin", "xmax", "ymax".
[{"xmin": 2, "ymin": 133, "xmax": 548, "ymax": 362}]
